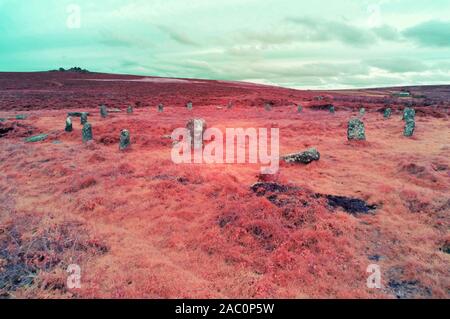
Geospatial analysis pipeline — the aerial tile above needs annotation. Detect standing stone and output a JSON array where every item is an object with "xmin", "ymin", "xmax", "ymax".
[
  {"xmin": 359, "ymin": 108, "xmax": 366, "ymax": 116},
  {"xmin": 119, "ymin": 129, "xmax": 131, "ymax": 150},
  {"xmin": 65, "ymin": 116, "xmax": 73, "ymax": 132},
  {"xmin": 384, "ymin": 108, "xmax": 392, "ymax": 119},
  {"xmin": 404, "ymin": 119, "xmax": 415, "ymax": 137},
  {"xmin": 82, "ymin": 123, "xmax": 93, "ymax": 142},
  {"xmin": 100, "ymin": 105, "xmax": 108, "ymax": 118},
  {"xmin": 227, "ymin": 101, "xmax": 233, "ymax": 109},
  {"xmin": 348, "ymin": 118, "xmax": 366, "ymax": 140},
  {"xmin": 186, "ymin": 118, "xmax": 206, "ymax": 150},
  {"xmin": 186, "ymin": 101, "xmax": 193, "ymax": 110},
  {"xmin": 403, "ymin": 107, "xmax": 415, "ymax": 122},
  {"xmin": 127, "ymin": 105, "xmax": 133, "ymax": 114},
  {"xmin": 80, "ymin": 112, "xmax": 88, "ymax": 125},
  {"xmin": 297, "ymin": 104, "xmax": 303, "ymax": 113},
  {"xmin": 264, "ymin": 102, "xmax": 273, "ymax": 111},
  {"xmin": 329, "ymin": 105, "xmax": 335, "ymax": 113},
  {"xmin": 158, "ymin": 103, "xmax": 164, "ymax": 112}
]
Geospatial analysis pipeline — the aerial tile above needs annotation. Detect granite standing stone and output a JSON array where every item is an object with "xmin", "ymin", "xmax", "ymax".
[
  {"xmin": 158, "ymin": 103, "xmax": 164, "ymax": 112},
  {"xmin": 186, "ymin": 118, "xmax": 206, "ymax": 150},
  {"xmin": 82, "ymin": 123, "xmax": 93, "ymax": 142},
  {"xmin": 127, "ymin": 105, "xmax": 133, "ymax": 114},
  {"xmin": 65, "ymin": 116, "xmax": 73, "ymax": 132},
  {"xmin": 187, "ymin": 102, "xmax": 193, "ymax": 110},
  {"xmin": 348, "ymin": 118, "xmax": 366, "ymax": 140},
  {"xmin": 384, "ymin": 108, "xmax": 392, "ymax": 118},
  {"xmin": 80, "ymin": 112, "xmax": 88, "ymax": 125}
]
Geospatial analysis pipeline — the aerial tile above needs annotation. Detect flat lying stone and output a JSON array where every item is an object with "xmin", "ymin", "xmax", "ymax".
[
  {"xmin": 25, "ymin": 134, "xmax": 48, "ymax": 143},
  {"xmin": 15, "ymin": 115, "xmax": 27, "ymax": 120},
  {"xmin": 282, "ymin": 148, "xmax": 320, "ymax": 164},
  {"xmin": 68, "ymin": 112, "xmax": 90, "ymax": 117}
]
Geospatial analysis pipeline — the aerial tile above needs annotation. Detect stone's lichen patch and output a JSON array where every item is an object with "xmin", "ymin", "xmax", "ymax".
[
  {"xmin": 404, "ymin": 119, "xmax": 415, "ymax": 137},
  {"xmin": 347, "ymin": 118, "xmax": 366, "ymax": 140},
  {"xmin": 282, "ymin": 148, "xmax": 320, "ymax": 164}
]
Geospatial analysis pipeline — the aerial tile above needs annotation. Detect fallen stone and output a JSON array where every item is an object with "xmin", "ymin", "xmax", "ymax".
[
  {"xmin": 80, "ymin": 112, "xmax": 88, "ymax": 125},
  {"xmin": 348, "ymin": 118, "xmax": 366, "ymax": 140},
  {"xmin": 82, "ymin": 123, "xmax": 93, "ymax": 142},
  {"xmin": 68, "ymin": 112, "xmax": 90, "ymax": 117},
  {"xmin": 282, "ymin": 148, "xmax": 320, "ymax": 164},
  {"xmin": 65, "ymin": 116, "xmax": 73, "ymax": 132},
  {"xmin": 186, "ymin": 118, "xmax": 206, "ymax": 150},
  {"xmin": 25, "ymin": 134, "xmax": 48, "ymax": 143},
  {"xmin": 119, "ymin": 129, "xmax": 130, "ymax": 150},
  {"xmin": 100, "ymin": 105, "xmax": 108, "ymax": 118},
  {"xmin": 15, "ymin": 115, "xmax": 27, "ymax": 120}
]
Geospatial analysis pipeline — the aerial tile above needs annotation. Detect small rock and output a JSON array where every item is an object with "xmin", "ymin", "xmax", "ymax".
[
  {"xmin": 65, "ymin": 116, "xmax": 73, "ymax": 132},
  {"xmin": 25, "ymin": 134, "xmax": 48, "ymax": 143},
  {"xmin": 119, "ymin": 129, "xmax": 130, "ymax": 150},
  {"xmin": 282, "ymin": 148, "xmax": 320, "ymax": 164},
  {"xmin": 82, "ymin": 123, "xmax": 93, "ymax": 142},
  {"xmin": 348, "ymin": 118, "xmax": 366, "ymax": 141},
  {"xmin": 80, "ymin": 112, "xmax": 88, "ymax": 125},
  {"xmin": 127, "ymin": 106, "xmax": 133, "ymax": 114},
  {"xmin": 100, "ymin": 105, "xmax": 108, "ymax": 118},
  {"xmin": 158, "ymin": 103, "xmax": 164, "ymax": 112},
  {"xmin": 186, "ymin": 101, "xmax": 193, "ymax": 110}
]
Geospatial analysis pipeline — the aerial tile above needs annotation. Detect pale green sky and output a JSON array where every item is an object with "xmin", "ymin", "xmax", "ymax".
[{"xmin": 0, "ymin": 0, "xmax": 449, "ymax": 88}]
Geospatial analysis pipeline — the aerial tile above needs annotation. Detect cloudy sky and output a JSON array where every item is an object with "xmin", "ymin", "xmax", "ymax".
[{"xmin": 0, "ymin": 0, "xmax": 449, "ymax": 88}]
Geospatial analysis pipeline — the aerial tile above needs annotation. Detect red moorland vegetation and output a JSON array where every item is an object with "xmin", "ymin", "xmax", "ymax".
[{"xmin": 0, "ymin": 72, "xmax": 449, "ymax": 298}]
